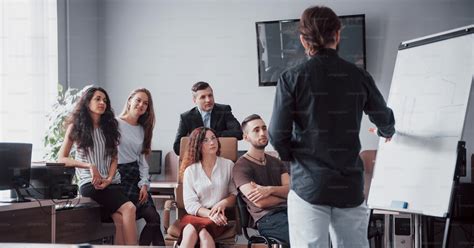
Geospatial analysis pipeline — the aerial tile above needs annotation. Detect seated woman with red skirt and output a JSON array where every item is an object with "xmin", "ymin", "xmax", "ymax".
[{"xmin": 179, "ymin": 127, "xmax": 237, "ymax": 248}]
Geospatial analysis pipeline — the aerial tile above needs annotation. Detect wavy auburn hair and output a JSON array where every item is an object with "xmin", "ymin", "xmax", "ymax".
[{"xmin": 179, "ymin": 127, "xmax": 221, "ymax": 181}]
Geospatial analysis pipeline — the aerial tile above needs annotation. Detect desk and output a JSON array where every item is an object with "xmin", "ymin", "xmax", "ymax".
[
  {"xmin": 0, "ymin": 197, "xmax": 114, "ymax": 243},
  {"xmin": 149, "ymin": 151, "xmax": 179, "ymax": 200},
  {"xmin": 149, "ymin": 181, "xmax": 178, "ymax": 199},
  {"xmin": 149, "ymin": 180, "xmax": 179, "ymax": 238}
]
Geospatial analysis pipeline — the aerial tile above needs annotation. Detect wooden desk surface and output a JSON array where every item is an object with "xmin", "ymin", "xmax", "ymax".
[
  {"xmin": 0, "ymin": 196, "xmax": 113, "ymax": 244},
  {"xmin": 1, "ymin": 244, "xmax": 169, "ymax": 248},
  {"xmin": 149, "ymin": 181, "xmax": 178, "ymax": 199},
  {"xmin": 0, "ymin": 196, "xmax": 95, "ymax": 212},
  {"xmin": 0, "ymin": 243, "xmax": 264, "ymax": 248},
  {"xmin": 149, "ymin": 181, "xmax": 178, "ymax": 189}
]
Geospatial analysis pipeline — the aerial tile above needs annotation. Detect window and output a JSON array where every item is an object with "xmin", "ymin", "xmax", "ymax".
[{"xmin": 0, "ymin": 0, "xmax": 58, "ymax": 161}]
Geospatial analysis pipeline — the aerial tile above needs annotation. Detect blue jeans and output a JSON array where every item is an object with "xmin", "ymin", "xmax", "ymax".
[
  {"xmin": 288, "ymin": 190, "xmax": 369, "ymax": 248},
  {"xmin": 257, "ymin": 209, "xmax": 290, "ymax": 245}
]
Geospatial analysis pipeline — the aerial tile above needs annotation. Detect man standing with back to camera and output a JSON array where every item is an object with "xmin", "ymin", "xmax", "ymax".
[
  {"xmin": 269, "ymin": 6, "xmax": 395, "ymax": 248},
  {"xmin": 173, "ymin": 81, "xmax": 242, "ymax": 155}
]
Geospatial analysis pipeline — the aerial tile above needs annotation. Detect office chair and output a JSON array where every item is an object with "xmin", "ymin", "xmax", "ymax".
[
  {"xmin": 236, "ymin": 193, "xmax": 288, "ymax": 248},
  {"xmin": 162, "ymin": 137, "xmax": 238, "ymax": 247}
]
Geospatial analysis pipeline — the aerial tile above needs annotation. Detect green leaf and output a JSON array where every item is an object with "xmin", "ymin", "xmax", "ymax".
[{"xmin": 43, "ymin": 84, "xmax": 92, "ymax": 160}]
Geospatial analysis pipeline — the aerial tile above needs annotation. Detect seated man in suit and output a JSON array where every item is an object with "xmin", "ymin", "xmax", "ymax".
[
  {"xmin": 173, "ymin": 81, "xmax": 243, "ymax": 155},
  {"xmin": 232, "ymin": 114, "xmax": 290, "ymax": 244}
]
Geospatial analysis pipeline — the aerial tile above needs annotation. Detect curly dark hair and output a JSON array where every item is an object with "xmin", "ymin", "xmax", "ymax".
[
  {"xmin": 66, "ymin": 86, "xmax": 120, "ymax": 158},
  {"xmin": 179, "ymin": 127, "xmax": 221, "ymax": 181},
  {"xmin": 299, "ymin": 6, "xmax": 341, "ymax": 54}
]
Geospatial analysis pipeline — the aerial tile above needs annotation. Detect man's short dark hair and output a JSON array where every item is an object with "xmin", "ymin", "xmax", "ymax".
[
  {"xmin": 191, "ymin": 81, "xmax": 211, "ymax": 92},
  {"xmin": 241, "ymin": 114, "xmax": 262, "ymax": 131}
]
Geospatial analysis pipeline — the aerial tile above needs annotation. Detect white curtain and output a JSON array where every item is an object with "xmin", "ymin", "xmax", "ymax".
[{"xmin": 0, "ymin": 0, "xmax": 58, "ymax": 161}]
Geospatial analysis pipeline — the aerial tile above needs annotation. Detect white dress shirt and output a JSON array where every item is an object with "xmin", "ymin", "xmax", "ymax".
[
  {"xmin": 197, "ymin": 107, "xmax": 212, "ymax": 128},
  {"xmin": 183, "ymin": 156, "xmax": 237, "ymax": 215}
]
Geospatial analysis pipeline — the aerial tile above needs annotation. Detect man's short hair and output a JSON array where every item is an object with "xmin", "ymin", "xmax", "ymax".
[
  {"xmin": 241, "ymin": 114, "xmax": 262, "ymax": 132},
  {"xmin": 191, "ymin": 81, "xmax": 211, "ymax": 92}
]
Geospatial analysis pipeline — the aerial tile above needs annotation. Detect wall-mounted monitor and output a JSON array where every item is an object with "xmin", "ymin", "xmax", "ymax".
[{"xmin": 256, "ymin": 14, "xmax": 366, "ymax": 86}]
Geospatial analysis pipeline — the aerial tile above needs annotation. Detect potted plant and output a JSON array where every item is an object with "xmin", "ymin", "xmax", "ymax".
[{"xmin": 43, "ymin": 84, "xmax": 92, "ymax": 161}]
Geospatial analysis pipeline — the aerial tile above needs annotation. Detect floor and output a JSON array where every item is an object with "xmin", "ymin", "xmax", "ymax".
[{"xmin": 140, "ymin": 198, "xmax": 263, "ymax": 247}]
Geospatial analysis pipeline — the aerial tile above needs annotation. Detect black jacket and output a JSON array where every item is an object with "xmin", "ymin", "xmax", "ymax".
[
  {"xmin": 173, "ymin": 103, "xmax": 243, "ymax": 155},
  {"xmin": 269, "ymin": 48, "xmax": 395, "ymax": 207}
]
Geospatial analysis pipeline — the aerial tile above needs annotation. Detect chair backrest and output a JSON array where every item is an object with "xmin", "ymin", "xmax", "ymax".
[
  {"xmin": 175, "ymin": 136, "xmax": 238, "ymax": 215},
  {"xmin": 178, "ymin": 136, "xmax": 238, "ymax": 181},
  {"xmin": 359, "ymin": 150, "xmax": 377, "ymax": 200},
  {"xmin": 164, "ymin": 151, "xmax": 179, "ymax": 181}
]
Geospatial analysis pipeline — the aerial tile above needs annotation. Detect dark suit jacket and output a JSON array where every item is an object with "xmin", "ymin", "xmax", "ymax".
[{"xmin": 173, "ymin": 103, "xmax": 243, "ymax": 155}]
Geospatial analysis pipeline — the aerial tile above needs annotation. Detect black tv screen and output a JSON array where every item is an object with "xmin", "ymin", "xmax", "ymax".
[
  {"xmin": 256, "ymin": 14, "xmax": 366, "ymax": 86},
  {"xmin": 0, "ymin": 143, "xmax": 32, "ymax": 202},
  {"xmin": 0, "ymin": 143, "xmax": 31, "ymax": 191}
]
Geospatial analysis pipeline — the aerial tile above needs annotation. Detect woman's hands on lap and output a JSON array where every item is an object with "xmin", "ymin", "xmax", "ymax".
[
  {"xmin": 138, "ymin": 185, "xmax": 149, "ymax": 205},
  {"xmin": 209, "ymin": 212, "xmax": 228, "ymax": 226},
  {"xmin": 90, "ymin": 164, "xmax": 102, "ymax": 186},
  {"xmin": 94, "ymin": 177, "xmax": 112, "ymax": 190},
  {"xmin": 208, "ymin": 200, "xmax": 229, "ymax": 226}
]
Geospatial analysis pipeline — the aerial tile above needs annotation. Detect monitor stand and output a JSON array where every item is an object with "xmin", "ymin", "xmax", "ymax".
[{"xmin": 0, "ymin": 188, "xmax": 31, "ymax": 203}]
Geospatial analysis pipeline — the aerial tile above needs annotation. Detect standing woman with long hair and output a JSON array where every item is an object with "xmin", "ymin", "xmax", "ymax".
[
  {"xmin": 116, "ymin": 88, "xmax": 165, "ymax": 246},
  {"xmin": 58, "ymin": 86, "xmax": 137, "ymax": 245},
  {"xmin": 179, "ymin": 127, "xmax": 237, "ymax": 248}
]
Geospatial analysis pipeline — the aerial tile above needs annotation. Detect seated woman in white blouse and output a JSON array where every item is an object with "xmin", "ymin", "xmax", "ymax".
[{"xmin": 178, "ymin": 127, "xmax": 237, "ymax": 248}]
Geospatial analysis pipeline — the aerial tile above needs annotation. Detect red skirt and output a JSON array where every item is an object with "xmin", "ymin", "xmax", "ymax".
[{"xmin": 178, "ymin": 214, "xmax": 228, "ymax": 243}]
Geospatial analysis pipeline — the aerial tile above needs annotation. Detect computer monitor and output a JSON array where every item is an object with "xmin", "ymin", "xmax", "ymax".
[
  {"xmin": 0, "ymin": 143, "xmax": 32, "ymax": 202},
  {"xmin": 256, "ymin": 14, "xmax": 366, "ymax": 86},
  {"xmin": 146, "ymin": 150, "xmax": 162, "ymax": 175}
]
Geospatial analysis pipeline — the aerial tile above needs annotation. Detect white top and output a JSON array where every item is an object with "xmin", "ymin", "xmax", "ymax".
[
  {"xmin": 117, "ymin": 117, "xmax": 150, "ymax": 188},
  {"xmin": 183, "ymin": 156, "xmax": 237, "ymax": 215},
  {"xmin": 75, "ymin": 128, "xmax": 121, "ymax": 188}
]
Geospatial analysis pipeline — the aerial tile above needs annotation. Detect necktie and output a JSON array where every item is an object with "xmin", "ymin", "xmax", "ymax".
[{"xmin": 203, "ymin": 112, "xmax": 210, "ymax": 128}]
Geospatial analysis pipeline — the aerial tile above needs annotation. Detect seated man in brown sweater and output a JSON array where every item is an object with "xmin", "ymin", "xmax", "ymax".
[{"xmin": 232, "ymin": 114, "xmax": 290, "ymax": 244}]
